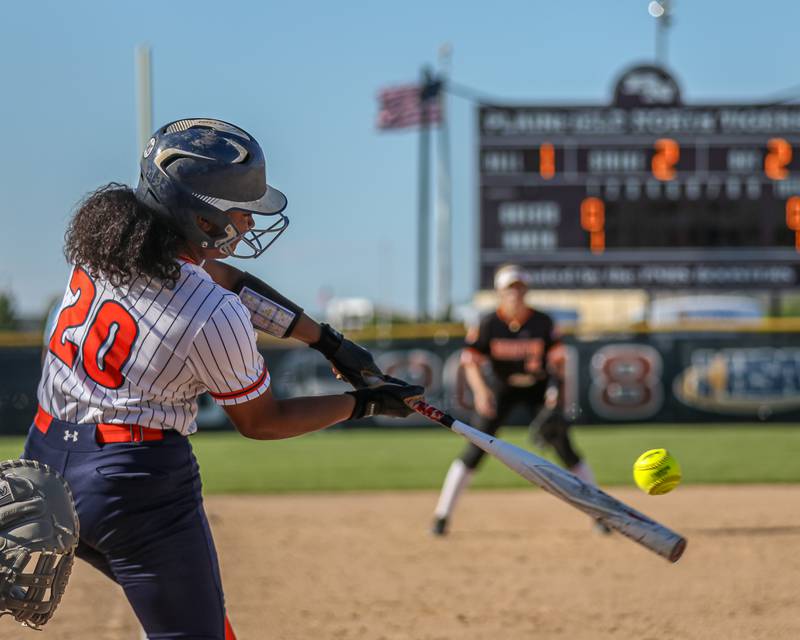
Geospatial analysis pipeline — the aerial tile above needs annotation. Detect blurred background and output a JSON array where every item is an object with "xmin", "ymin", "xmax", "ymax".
[
  {"xmin": 5, "ymin": 7, "xmax": 800, "ymax": 637},
  {"xmin": 2, "ymin": 0, "xmax": 800, "ymax": 437}
]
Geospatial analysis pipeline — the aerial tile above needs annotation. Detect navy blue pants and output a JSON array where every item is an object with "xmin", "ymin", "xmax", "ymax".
[{"xmin": 23, "ymin": 418, "xmax": 229, "ymax": 639}]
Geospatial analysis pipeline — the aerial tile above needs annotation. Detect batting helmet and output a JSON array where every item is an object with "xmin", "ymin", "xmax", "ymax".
[{"xmin": 135, "ymin": 118, "xmax": 288, "ymax": 259}]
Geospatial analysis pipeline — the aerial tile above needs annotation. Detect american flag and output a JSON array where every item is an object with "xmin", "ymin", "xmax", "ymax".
[{"xmin": 376, "ymin": 83, "xmax": 442, "ymax": 130}]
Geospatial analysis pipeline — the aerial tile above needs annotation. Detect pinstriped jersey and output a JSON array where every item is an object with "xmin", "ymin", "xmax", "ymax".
[{"xmin": 37, "ymin": 260, "xmax": 269, "ymax": 435}]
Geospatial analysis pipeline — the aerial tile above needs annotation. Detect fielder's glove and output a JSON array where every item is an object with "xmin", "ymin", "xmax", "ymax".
[
  {"xmin": 310, "ymin": 323, "xmax": 385, "ymax": 389},
  {"xmin": 0, "ymin": 459, "xmax": 79, "ymax": 630},
  {"xmin": 347, "ymin": 382, "xmax": 425, "ymax": 419}
]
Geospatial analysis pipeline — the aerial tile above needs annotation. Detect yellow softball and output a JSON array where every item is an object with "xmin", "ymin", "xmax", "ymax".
[{"xmin": 633, "ymin": 448, "xmax": 682, "ymax": 495}]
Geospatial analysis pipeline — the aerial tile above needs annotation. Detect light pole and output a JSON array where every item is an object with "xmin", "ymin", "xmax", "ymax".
[
  {"xmin": 417, "ymin": 66, "xmax": 434, "ymax": 321},
  {"xmin": 436, "ymin": 44, "xmax": 453, "ymax": 321},
  {"xmin": 648, "ymin": 1, "xmax": 673, "ymax": 66},
  {"xmin": 135, "ymin": 45, "xmax": 153, "ymax": 157}
]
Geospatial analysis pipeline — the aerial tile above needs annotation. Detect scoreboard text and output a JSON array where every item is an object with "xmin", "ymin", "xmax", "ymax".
[{"xmin": 479, "ymin": 65, "xmax": 800, "ymax": 289}]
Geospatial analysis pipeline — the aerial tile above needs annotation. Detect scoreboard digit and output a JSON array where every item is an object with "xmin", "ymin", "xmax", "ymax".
[{"xmin": 580, "ymin": 197, "xmax": 605, "ymax": 254}]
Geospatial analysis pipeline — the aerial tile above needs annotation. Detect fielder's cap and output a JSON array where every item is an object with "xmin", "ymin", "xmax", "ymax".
[{"xmin": 494, "ymin": 264, "xmax": 531, "ymax": 290}]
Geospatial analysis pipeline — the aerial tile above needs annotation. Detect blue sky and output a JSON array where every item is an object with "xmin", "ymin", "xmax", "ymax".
[{"xmin": 2, "ymin": 0, "xmax": 800, "ymax": 317}]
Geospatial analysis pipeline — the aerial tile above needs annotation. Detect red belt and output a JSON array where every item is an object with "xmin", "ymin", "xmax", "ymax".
[{"xmin": 34, "ymin": 406, "xmax": 165, "ymax": 444}]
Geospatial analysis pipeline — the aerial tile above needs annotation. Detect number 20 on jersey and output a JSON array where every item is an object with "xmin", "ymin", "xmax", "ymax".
[{"xmin": 49, "ymin": 269, "xmax": 138, "ymax": 389}]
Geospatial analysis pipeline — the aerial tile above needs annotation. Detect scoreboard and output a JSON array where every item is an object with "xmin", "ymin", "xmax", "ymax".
[{"xmin": 479, "ymin": 65, "xmax": 800, "ymax": 289}]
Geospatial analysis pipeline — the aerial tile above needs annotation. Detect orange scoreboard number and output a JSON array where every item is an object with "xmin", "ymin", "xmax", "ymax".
[
  {"xmin": 765, "ymin": 138, "xmax": 791, "ymax": 181},
  {"xmin": 580, "ymin": 197, "xmax": 605, "ymax": 254},
  {"xmin": 652, "ymin": 138, "xmax": 680, "ymax": 181},
  {"xmin": 786, "ymin": 196, "xmax": 800, "ymax": 251},
  {"xmin": 539, "ymin": 142, "xmax": 555, "ymax": 179}
]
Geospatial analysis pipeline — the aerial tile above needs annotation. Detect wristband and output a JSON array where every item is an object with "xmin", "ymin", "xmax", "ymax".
[
  {"xmin": 346, "ymin": 389, "xmax": 378, "ymax": 419},
  {"xmin": 309, "ymin": 323, "xmax": 343, "ymax": 359}
]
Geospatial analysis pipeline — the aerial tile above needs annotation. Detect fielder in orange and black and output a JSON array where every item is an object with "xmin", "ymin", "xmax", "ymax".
[{"xmin": 431, "ymin": 264, "xmax": 606, "ymax": 536}]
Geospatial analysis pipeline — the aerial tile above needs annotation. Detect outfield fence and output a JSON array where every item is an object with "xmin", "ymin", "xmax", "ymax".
[{"xmin": 1, "ymin": 325, "xmax": 799, "ymax": 435}]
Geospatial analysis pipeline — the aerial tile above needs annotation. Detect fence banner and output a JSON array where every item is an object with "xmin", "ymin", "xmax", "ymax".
[{"xmin": 2, "ymin": 331, "xmax": 799, "ymax": 435}]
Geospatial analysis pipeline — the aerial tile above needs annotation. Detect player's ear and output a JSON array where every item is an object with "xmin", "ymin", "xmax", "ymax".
[{"xmin": 196, "ymin": 216, "xmax": 215, "ymax": 233}]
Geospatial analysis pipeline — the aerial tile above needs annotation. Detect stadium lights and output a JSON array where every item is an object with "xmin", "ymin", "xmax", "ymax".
[
  {"xmin": 648, "ymin": 1, "xmax": 672, "ymax": 64},
  {"xmin": 648, "ymin": 1, "xmax": 666, "ymax": 18}
]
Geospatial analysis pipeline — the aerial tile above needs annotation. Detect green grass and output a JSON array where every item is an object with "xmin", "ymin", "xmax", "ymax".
[{"xmin": 5, "ymin": 424, "xmax": 800, "ymax": 493}]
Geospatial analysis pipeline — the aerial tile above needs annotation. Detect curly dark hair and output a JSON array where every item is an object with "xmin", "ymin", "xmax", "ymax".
[{"xmin": 64, "ymin": 183, "xmax": 185, "ymax": 288}]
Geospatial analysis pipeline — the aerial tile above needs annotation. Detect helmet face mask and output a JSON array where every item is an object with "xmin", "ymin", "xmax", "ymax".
[
  {"xmin": 208, "ymin": 210, "xmax": 289, "ymax": 259},
  {"xmin": 136, "ymin": 118, "xmax": 289, "ymax": 259}
]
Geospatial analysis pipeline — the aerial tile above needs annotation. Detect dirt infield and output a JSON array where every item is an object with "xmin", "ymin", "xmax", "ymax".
[{"xmin": 4, "ymin": 485, "xmax": 800, "ymax": 639}]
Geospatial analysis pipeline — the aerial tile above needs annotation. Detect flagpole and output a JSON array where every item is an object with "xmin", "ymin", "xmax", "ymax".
[
  {"xmin": 417, "ymin": 66, "xmax": 433, "ymax": 321},
  {"xmin": 436, "ymin": 45, "xmax": 453, "ymax": 320}
]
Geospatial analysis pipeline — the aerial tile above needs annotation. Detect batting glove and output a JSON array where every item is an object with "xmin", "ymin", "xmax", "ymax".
[
  {"xmin": 310, "ymin": 323, "xmax": 384, "ymax": 389},
  {"xmin": 347, "ymin": 383, "xmax": 424, "ymax": 419}
]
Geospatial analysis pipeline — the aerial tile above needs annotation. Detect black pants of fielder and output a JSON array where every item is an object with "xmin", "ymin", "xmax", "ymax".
[{"xmin": 460, "ymin": 383, "xmax": 582, "ymax": 470}]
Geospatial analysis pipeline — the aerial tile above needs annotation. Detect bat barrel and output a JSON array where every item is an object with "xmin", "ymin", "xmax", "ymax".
[
  {"xmin": 599, "ymin": 514, "xmax": 687, "ymax": 562},
  {"xmin": 409, "ymin": 399, "xmax": 688, "ymax": 563},
  {"xmin": 449, "ymin": 416, "xmax": 689, "ymax": 563},
  {"xmin": 670, "ymin": 537, "xmax": 687, "ymax": 562}
]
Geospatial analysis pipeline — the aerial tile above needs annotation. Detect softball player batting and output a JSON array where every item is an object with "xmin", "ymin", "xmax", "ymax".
[{"xmin": 24, "ymin": 118, "xmax": 422, "ymax": 639}]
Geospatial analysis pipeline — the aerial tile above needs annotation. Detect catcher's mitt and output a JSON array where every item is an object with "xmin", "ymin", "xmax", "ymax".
[{"xmin": 0, "ymin": 459, "xmax": 79, "ymax": 629}]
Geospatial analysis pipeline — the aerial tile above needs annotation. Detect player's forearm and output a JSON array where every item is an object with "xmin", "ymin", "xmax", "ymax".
[
  {"xmin": 546, "ymin": 343, "xmax": 566, "ymax": 375},
  {"xmin": 203, "ymin": 259, "xmax": 322, "ymax": 344},
  {"xmin": 243, "ymin": 394, "xmax": 355, "ymax": 440},
  {"xmin": 463, "ymin": 362, "xmax": 491, "ymax": 396},
  {"xmin": 290, "ymin": 314, "xmax": 323, "ymax": 344},
  {"xmin": 204, "ymin": 260, "xmax": 384, "ymax": 387}
]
